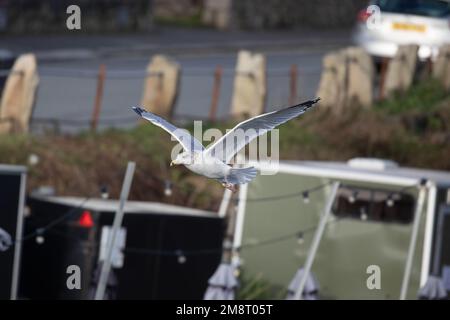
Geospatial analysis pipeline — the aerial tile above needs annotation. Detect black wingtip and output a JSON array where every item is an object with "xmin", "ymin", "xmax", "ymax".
[
  {"xmin": 297, "ymin": 97, "xmax": 320, "ymax": 111},
  {"xmin": 132, "ymin": 106, "xmax": 146, "ymax": 116},
  {"xmin": 307, "ymin": 97, "xmax": 320, "ymax": 106}
]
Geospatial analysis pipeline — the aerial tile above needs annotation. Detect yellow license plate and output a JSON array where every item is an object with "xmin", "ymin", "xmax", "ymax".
[{"xmin": 392, "ymin": 22, "xmax": 426, "ymax": 32}]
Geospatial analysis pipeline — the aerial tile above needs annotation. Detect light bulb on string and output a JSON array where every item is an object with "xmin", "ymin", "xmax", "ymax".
[
  {"xmin": 297, "ymin": 232, "xmax": 304, "ymax": 245},
  {"xmin": 386, "ymin": 194, "xmax": 395, "ymax": 207},
  {"xmin": 302, "ymin": 191, "xmax": 310, "ymax": 204},
  {"xmin": 164, "ymin": 180, "xmax": 173, "ymax": 197},
  {"xmin": 348, "ymin": 190, "xmax": 358, "ymax": 204},
  {"xmin": 100, "ymin": 185, "xmax": 109, "ymax": 199},
  {"xmin": 35, "ymin": 228, "xmax": 45, "ymax": 245},
  {"xmin": 176, "ymin": 250, "xmax": 186, "ymax": 264},
  {"xmin": 360, "ymin": 207, "xmax": 368, "ymax": 221}
]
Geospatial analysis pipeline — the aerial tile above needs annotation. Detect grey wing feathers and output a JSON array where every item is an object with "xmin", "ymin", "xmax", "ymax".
[
  {"xmin": 132, "ymin": 107, "xmax": 204, "ymax": 152},
  {"xmin": 205, "ymin": 98, "xmax": 319, "ymax": 163}
]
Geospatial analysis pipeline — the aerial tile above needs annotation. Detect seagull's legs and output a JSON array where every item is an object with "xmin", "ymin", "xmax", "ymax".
[{"xmin": 222, "ymin": 182, "xmax": 237, "ymax": 193}]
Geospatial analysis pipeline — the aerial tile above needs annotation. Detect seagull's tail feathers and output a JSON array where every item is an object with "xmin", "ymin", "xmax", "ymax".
[{"xmin": 227, "ymin": 167, "xmax": 258, "ymax": 185}]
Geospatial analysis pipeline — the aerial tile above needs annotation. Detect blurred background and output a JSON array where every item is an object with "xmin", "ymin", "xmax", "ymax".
[{"xmin": 0, "ymin": 0, "xmax": 450, "ymax": 301}]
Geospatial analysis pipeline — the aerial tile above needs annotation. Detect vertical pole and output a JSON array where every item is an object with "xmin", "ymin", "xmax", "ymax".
[
  {"xmin": 400, "ymin": 184, "xmax": 427, "ymax": 300},
  {"xmin": 426, "ymin": 57, "xmax": 433, "ymax": 77},
  {"xmin": 209, "ymin": 66, "xmax": 222, "ymax": 122},
  {"xmin": 227, "ymin": 183, "xmax": 248, "ymax": 273},
  {"xmin": 218, "ymin": 188, "xmax": 233, "ymax": 218},
  {"xmin": 289, "ymin": 64, "xmax": 298, "ymax": 106},
  {"xmin": 10, "ymin": 172, "xmax": 27, "ymax": 300},
  {"xmin": 95, "ymin": 162, "xmax": 135, "ymax": 300},
  {"xmin": 294, "ymin": 181, "xmax": 340, "ymax": 300},
  {"xmin": 420, "ymin": 184, "xmax": 437, "ymax": 287},
  {"xmin": 378, "ymin": 57, "xmax": 389, "ymax": 100},
  {"xmin": 431, "ymin": 206, "xmax": 446, "ymax": 276},
  {"xmin": 91, "ymin": 64, "xmax": 106, "ymax": 132},
  {"xmin": 233, "ymin": 183, "xmax": 248, "ymax": 251}
]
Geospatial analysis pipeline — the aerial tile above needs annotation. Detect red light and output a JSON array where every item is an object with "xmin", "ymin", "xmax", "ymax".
[
  {"xmin": 78, "ymin": 210, "xmax": 94, "ymax": 228},
  {"xmin": 357, "ymin": 9, "xmax": 372, "ymax": 23}
]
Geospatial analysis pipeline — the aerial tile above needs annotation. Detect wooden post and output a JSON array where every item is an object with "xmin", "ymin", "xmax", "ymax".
[
  {"xmin": 91, "ymin": 64, "xmax": 106, "ymax": 132},
  {"xmin": 426, "ymin": 57, "xmax": 433, "ymax": 77},
  {"xmin": 0, "ymin": 54, "xmax": 39, "ymax": 134},
  {"xmin": 209, "ymin": 65, "xmax": 222, "ymax": 122},
  {"xmin": 230, "ymin": 50, "xmax": 266, "ymax": 118},
  {"xmin": 378, "ymin": 58, "xmax": 389, "ymax": 100},
  {"xmin": 289, "ymin": 64, "xmax": 298, "ymax": 105}
]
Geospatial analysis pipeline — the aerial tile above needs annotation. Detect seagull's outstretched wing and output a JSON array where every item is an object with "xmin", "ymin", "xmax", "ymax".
[
  {"xmin": 132, "ymin": 107, "xmax": 204, "ymax": 152},
  {"xmin": 205, "ymin": 98, "xmax": 320, "ymax": 164}
]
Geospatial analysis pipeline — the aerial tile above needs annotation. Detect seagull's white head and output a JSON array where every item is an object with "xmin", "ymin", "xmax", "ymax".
[{"xmin": 170, "ymin": 152, "xmax": 194, "ymax": 166}]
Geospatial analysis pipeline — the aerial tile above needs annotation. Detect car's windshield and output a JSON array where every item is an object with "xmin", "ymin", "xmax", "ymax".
[{"xmin": 374, "ymin": 0, "xmax": 450, "ymax": 17}]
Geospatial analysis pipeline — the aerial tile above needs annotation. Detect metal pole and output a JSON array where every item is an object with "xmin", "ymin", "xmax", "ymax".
[
  {"xmin": 420, "ymin": 184, "xmax": 437, "ymax": 286},
  {"xmin": 209, "ymin": 65, "xmax": 222, "ymax": 122},
  {"xmin": 218, "ymin": 188, "xmax": 233, "ymax": 218},
  {"xmin": 400, "ymin": 184, "xmax": 427, "ymax": 300},
  {"xmin": 426, "ymin": 57, "xmax": 433, "ymax": 77},
  {"xmin": 10, "ymin": 172, "xmax": 27, "ymax": 300},
  {"xmin": 95, "ymin": 161, "xmax": 135, "ymax": 300},
  {"xmin": 90, "ymin": 64, "xmax": 106, "ymax": 132},
  {"xmin": 378, "ymin": 57, "xmax": 389, "ymax": 100},
  {"xmin": 233, "ymin": 183, "xmax": 248, "ymax": 251},
  {"xmin": 289, "ymin": 64, "xmax": 298, "ymax": 106},
  {"xmin": 294, "ymin": 181, "xmax": 340, "ymax": 300}
]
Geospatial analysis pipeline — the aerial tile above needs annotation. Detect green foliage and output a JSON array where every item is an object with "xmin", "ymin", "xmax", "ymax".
[
  {"xmin": 236, "ymin": 271, "xmax": 273, "ymax": 300},
  {"xmin": 375, "ymin": 79, "xmax": 448, "ymax": 114}
]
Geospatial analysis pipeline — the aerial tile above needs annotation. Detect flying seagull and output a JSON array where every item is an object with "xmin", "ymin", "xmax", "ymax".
[{"xmin": 132, "ymin": 98, "xmax": 319, "ymax": 192}]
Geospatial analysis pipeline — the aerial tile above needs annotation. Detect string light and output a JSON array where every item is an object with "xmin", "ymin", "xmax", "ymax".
[
  {"xmin": 8, "ymin": 181, "xmax": 345, "ymax": 255},
  {"xmin": 302, "ymin": 191, "xmax": 310, "ymax": 204},
  {"xmin": 297, "ymin": 232, "xmax": 304, "ymax": 245},
  {"xmin": 176, "ymin": 250, "xmax": 187, "ymax": 264},
  {"xmin": 9, "ymin": 182, "xmax": 329, "ymax": 250},
  {"xmin": 35, "ymin": 228, "xmax": 45, "ymax": 245},
  {"xmin": 164, "ymin": 180, "xmax": 173, "ymax": 197},
  {"xmin": 100, "ymin": 185, "xmax": 109, "ymax": 199},
  {"xmin": 386, "ymin": 194, "xmax": 395, "ymax": 207},
  {"xmin": 12, "ymin": 182, "xmax": 421, "ymax": 258},
  {"xmin": 28, "ymin": 215, "xmax": 347, "ymax": 258},
  {"xmin": 348, "ymin": 190, "xmax": 358, "ymax": 204},
  {"xmin": 360, "ymin": 207, "xmax": 368, "ymax": 221}
]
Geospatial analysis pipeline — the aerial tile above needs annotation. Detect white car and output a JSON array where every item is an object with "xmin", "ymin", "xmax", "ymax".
[{"xmin": 353, "ymin": 0, "xmax": 450, "ymax": 60}]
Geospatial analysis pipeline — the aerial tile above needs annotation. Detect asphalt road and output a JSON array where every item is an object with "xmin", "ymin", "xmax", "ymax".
[{"xmin": 3, "ymin": 28, "xmax": 351, "ymax": 133}]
